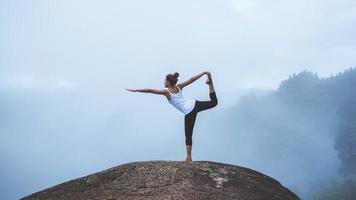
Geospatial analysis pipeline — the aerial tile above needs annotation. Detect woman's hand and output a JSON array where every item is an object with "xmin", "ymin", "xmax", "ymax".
[
  {"xmin": 204, "ymin": 71, "xmax": 211, "ymax": 76},
  {"xmin": 125, "ymin": 88, "xmax": 137, "ymax": 92}
]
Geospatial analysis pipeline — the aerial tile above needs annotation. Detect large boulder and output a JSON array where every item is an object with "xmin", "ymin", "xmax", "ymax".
[{"xmin": 22, "ymin": 160, "xmax": 300, "ymax": 200}]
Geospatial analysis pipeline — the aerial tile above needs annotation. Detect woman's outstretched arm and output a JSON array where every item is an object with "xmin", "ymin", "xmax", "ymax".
[
  {"xmin": 125, "ymin": 88, "xmax": 168, "ymax": 95},
  {"xmin": 177, "ymin": 71, "xmax": 208, "ymax": 89}
]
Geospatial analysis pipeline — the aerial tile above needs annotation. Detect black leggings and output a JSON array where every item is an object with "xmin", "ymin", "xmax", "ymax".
[{"xmin": 184, "ymin": 91, "xmax": 218, "ymax": 145}]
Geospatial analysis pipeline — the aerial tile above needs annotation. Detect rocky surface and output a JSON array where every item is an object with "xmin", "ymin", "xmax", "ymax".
[{"xmin": 21, "ymin": 160, "xmax": 300, "ymax": 200}]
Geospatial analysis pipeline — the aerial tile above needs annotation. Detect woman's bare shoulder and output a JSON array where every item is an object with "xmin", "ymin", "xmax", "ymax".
[
  {"xmin": 163, "ymin": 88, "xmax": 171, "ymax": 100},
  {"xmin": 177, "ymin": 84, "xmax": 184, "ymax": 90}
]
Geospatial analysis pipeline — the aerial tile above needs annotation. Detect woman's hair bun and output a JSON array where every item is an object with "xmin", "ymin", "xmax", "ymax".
[{"xmin": 173, "ymin": 72, "xmax": 179, "ymax": 78}]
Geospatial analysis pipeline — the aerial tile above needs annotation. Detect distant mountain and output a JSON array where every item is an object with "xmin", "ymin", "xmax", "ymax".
[{"xmin": 278, "ymin": 68, "xmax": 356, "ymax": 180}]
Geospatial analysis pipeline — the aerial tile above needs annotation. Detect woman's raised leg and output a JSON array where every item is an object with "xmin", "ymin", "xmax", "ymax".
[
  {"xmin": 195, "ymin": 73, "xmax": 218, "ymax": 112},
  {"xmin": 206, "ymin": 72, "xmax": 215, "ymax": 93}
]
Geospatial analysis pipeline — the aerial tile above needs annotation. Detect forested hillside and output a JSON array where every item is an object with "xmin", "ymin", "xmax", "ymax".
[{"xmin": 207, "ymin": 67, "xmax": 356, "ymax": 199}]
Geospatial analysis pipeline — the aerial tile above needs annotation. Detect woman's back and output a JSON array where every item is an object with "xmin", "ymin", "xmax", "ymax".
[{"xmin": 166, "ymin": 86, "xmax": 195, "ymax": 115}]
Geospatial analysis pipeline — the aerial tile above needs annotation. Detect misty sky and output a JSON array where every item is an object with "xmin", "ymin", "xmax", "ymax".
[{"xmin": 1, "ymin": 0, "xmax": 356, "ymax": 199}]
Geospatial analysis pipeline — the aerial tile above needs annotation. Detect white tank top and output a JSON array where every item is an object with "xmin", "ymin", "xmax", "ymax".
[{"xmin": 166, "ymin": 86, "xmax": 196, "ymax": 115}]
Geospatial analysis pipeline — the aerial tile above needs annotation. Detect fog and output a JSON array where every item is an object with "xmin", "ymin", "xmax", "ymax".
[{"xmin": 1, "ymin": 0, "xmax": 356, "ymax": 199}]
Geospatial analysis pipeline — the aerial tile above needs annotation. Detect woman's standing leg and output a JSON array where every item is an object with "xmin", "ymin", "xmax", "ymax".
[{"xmin": 184, "ymin": 109, "xmax": 197, "ymax": 163}]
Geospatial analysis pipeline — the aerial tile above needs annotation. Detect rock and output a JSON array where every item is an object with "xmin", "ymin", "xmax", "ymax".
[{"xmin": 21, "ymin": 160, "xmax": 300, "ymax": 200}]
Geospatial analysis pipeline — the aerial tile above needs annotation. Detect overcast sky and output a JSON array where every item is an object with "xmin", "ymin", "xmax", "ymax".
[
  {"xmin": 1, "ymin": 0, "xmax": 356, "ymax": 199},
  {"xmin": 1, "ymin": 0, "xmax": 356, "ymax": 93}
]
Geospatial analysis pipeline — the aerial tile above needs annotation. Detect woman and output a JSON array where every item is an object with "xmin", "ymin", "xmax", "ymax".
[{"xmin": 125, "ymin": 71, "xmax": 218, "ymax": 163}]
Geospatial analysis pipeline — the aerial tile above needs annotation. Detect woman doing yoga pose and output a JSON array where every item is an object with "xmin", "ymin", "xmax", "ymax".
[{"xmin": 125, "ymin": 71, "xmax": 218, "ymax": 163}]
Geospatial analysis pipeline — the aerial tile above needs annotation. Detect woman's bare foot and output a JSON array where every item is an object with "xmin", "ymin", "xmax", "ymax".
[
  {"xmin": 205, "ymin": 72, "xmax": 212, "ymax": 85},
  {"xmin": 183, "ymin": 156, "xmax": 192, "ymax": 163}
]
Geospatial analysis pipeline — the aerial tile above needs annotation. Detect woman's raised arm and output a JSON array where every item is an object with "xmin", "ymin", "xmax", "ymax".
[{"xmin": 177, "ymin": 71, "xmax": 208, "ymax": 89}]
